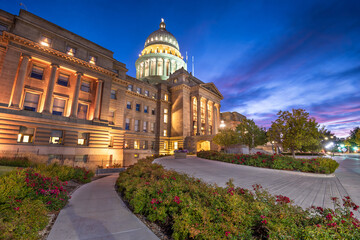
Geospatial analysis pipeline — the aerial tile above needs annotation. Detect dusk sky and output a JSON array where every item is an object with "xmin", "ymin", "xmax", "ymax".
[{"xmin": 2, "ymin": 0, "xmax": 359, "ymax": 137}]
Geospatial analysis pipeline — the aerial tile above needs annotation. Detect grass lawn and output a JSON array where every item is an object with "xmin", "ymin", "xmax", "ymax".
[{"xmin": 0, "ymin": 166, "xmax": 16, "ymax": 176}]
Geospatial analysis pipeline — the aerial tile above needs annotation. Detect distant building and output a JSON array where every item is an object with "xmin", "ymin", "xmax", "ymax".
[
  {"xmin": 220, "ymin": 111, "xmax": 246, "ymax": 130},
  {"xmin": 0, "ymin": 9, "xmax": 223, "ymax": 167}
]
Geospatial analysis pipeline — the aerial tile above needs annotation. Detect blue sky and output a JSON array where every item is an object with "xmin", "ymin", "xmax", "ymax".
[{"xmin": 1, "ymin": 0, "xmax": 359, "ymax": 137}]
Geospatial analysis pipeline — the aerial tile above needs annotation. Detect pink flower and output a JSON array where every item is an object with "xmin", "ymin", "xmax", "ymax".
[
  {"xmin": 14, "ymin": 207, "xmax": 19, "ymax": 211},
  {"xmin": 173, "ymin": 196, "xmax": 182, "ymax": 204},
  {"xmin": 225, "ymin": 231, "xmax": 231, "ymax": 237},
  {"xmin": 260, "ymin": 215, "xmax": 266, "ymax": 219},
  {"xmin": 261, "ymin": 220, "xmax": 267, "ymax": 224}
]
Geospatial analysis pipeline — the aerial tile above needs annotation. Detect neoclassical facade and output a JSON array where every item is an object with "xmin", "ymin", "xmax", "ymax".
[{"xmin": 0, "ymin": 9, "xmax": 223, "ymax": 167}]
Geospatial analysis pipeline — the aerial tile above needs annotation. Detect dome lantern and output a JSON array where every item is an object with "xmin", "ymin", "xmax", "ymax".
[{"xmin": 160, "ymin": 18, "xmax": 166, "ymax": 29}]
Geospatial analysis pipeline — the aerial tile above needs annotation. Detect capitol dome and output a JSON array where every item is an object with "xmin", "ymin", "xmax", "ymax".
[{"xmin": 135, "ymin": 19, "xmax": 187, "ymax": 82}]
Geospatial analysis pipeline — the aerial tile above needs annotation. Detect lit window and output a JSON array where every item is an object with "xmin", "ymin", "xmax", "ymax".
[
  {"xmin": 125, "ymin": 118, "xmax": 130, "ymax": 130},
  {"xmin": 143, "ymin": 121, "xmax": 147, "ymax": 132},
  {"xmin": 80, "ymin": 81, "xmax": 91, "ymax": 92},
  {"xmin": 136, "ymin": 87, "xmax": 141, "ymax": 94},
  {"xmin": 164, "ymin": 94, "xmax": 168, "ymax": 101},
  {"xmin": 30, "ymin": 66, "xmax": 44, "ymax": 80},
  {"xmin": 124, "ymin": 140, "xmax": 129, "ymax": 149},
  {"xmin": 40, "ymin": 35, "xmax": 52, "ymax": 47},
  {"xmin": 135, "ymin": 120, "xmax": 140, "ymax": 132},
  {"xmin": 142, "ymin": 140, "xmax": 148, "ymax": 149},
  {"xmin": 108, "ymin": 111, "xmax": 115, "ymax": 124},
  {"xmin": 78, "ymin": 132, "xmax": 89, "ymax": 146},
  {"xmin": 57, "ymin": 74, "xmax": 69, "ymax": 87},
  {"xmin": 174, "ymin": 141, "xmax": 178, "ymax": 150},
  {"xmin": 145, "ymin": 90, "xmax": 149, "ymax": 97},
  {"xmin": 128, "ymin": 85, "xmax": 133, "ymax": 91},
  {"xmin": 77, "ymin": 103, "xmax": 88, "ymax": 119},
  {"xmin": 164, "ymin": 108, "xmax": 168, "ymax": 123},
  {"xmin": 152, "ymin": 93, "xmax": 156, "ymax": 99},
  {"xmin": 163, "ymin": 129, "xmax": 167, "ymax": 136},
  {"xmin": 127, "ymin": 101, "xmax": 131, "ymax": 109},
  {"xmin": 144, "ymin": 106, "xmax": 148, "ymax": 113},
  {"xmin": 23, "ymin": 92, "xmax": 40, "ymax": 112},
  {"xmin": 52, "ymin": 98, "xmax": 66, "ymax": 116},
  {"xmin": 89, "ymin": 55, "xmax": 97, "ymax": 65},
  {"xmin": 66, "ymin": 46, "xmax": 76, "ymax": 56},
  {"xmin": 136, "ymin": 104, "xmax": 141, "ymax": 112},
  {"xmin": 0, "ymin": 23, "xmax": 7, "ymax": 35},
  {"xmin": 17, "ymin": 126, "xmax": 34, "ymax": 143},
  {"xmin": 150, "ymin": 122, "xmax": 155, "ymax": 133},
  {"xmin": 111, "ymin": 89, "xmax": 116, "ymax": 99},
  {"xmin": 109, "ymin": 135, "xmax": 114, "ymax": 147},
  {"xmin": 49, "ymin": 130, "xmax": 63, "ymax": 144},
  {"xmin": 134, "ymin": 140, "xmax": 140, "ymax": 149}
]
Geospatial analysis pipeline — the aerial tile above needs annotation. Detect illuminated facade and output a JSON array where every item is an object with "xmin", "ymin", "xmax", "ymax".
[{"xmin": 0, "ymin": 9, "xmax": 223, "ymax": 167}]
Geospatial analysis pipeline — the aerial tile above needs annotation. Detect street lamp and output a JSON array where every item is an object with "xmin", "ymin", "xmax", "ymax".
[{"xmin": 219, "ymin": 120, "xmax": 226, "ymax": 128}]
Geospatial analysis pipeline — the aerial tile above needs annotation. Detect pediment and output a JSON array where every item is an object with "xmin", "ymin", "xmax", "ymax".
[{"xmin": 200, "ymin": 82, "xmax": 224, "ymax": 99}]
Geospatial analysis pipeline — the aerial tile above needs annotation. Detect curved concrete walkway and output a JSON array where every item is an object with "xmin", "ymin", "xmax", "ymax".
[
  {"xmin": 47, "ymin": 174, "xmax": 158, "ymax": 240},
  {"xmin": 154, "ymin": 156, "xmax": 358, "ymax": 214}
]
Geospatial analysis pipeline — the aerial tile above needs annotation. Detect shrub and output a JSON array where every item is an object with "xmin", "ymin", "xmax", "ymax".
[
  {"xmin": 0, "ymin": 157, "xmax": 32, "ymax": 168},
  {"xmin": 0, "ymin": 198, "xmax": 48, "ymax": 240},
  {"xmin": 197, "ymin": 151, "xmax": 339, "ymax": 174},
  {"xmin": 34, "ymin": 163, "xmax": 94, "ymax": 183},
  {"xmin": 117, "ymin": 158, "xmax": 359, "ymax": 239}
]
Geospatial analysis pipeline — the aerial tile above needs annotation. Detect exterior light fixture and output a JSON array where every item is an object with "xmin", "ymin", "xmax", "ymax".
[
  {"xmin": 219, "ymin": 120, "xmax": 226, "ymax": 128},
  {"xmin": 40, "ymin": 36, "xmax": 51, "ymax": 47}
]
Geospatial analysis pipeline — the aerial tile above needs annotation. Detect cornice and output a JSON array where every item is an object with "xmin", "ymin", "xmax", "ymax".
[
  {"xmin": 126, "ymin": 90, "xmax": 157, "ymax": 102},
  {"xmin": 170, "ymin": 84, "xmax": 191, "ymax": 91},
  {"xmin": 3, "ymin": 31, "xmax": 117, "ymax": 77}
]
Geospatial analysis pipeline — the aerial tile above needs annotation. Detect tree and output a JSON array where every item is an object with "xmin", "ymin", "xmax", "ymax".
[
  {"xmin": 212, "ymin": 129, "xmax": 240, "ymax": 152},
  {"xmin": 344, "ymin": 127, "xmax": 360, "ymax": 152},
  {"xmin": 236, "ymin": 119, "xmax": 267, "ymax": 152},
  {"xmin": 268, "ymin": 109, "xmax": 322, "ymax": 158}
]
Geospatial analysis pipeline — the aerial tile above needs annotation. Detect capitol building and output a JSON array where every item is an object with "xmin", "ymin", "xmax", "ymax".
[{"xmin": 0, "ymin": 9, "xmax": 225, "ymax": 167}]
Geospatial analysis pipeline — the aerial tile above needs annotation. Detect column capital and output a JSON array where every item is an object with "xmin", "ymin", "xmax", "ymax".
[
  {"xmin": 21, "ymin": 54, "xmax": 32, "ymax": 60},
  {"xmin": 76, "ymin": 71, "xmax": 83, "ymax": 76},
  {"xmin": 51, "ymin": 63, "xmax": 60, "ymax": 68},
  {"xmin": 96, "ymin": 79, "xmax": 104, "ymax": 83}
]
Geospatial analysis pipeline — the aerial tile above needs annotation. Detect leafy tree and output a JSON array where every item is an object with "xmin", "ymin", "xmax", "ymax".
[
  {"xmin": 343, "ymin": 127, "xmax": 360, "ymax": 152},
  {"xmin": 236, "ymin": 119, "xmax": 267, "ymax": 152},
  {"xmin": 268, "ymin": 109, "xmax": 322, "ymax": 158},
  {"xmin": 212, "ymin": 129, "xmax": 240, "ymax": 152}
]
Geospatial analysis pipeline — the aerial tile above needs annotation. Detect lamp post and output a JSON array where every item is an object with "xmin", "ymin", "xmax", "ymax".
[{"xmin": 219, "ymin": 120, "xmax": 226, "ymax": 129}]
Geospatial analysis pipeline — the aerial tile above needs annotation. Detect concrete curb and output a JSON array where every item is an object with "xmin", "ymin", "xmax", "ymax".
[{"xmin": 153, "ymin": 156, "xmax": 335, "ymax": 178}]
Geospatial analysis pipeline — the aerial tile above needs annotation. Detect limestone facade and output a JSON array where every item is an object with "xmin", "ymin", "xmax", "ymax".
[{"xmin": 0, "ymin": 9, "xmax": 223, "ymax": 167}]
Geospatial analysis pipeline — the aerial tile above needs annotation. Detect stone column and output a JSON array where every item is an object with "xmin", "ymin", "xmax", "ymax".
[
  {"xmin": 169, "ymin": 60, "xmax": 172, "ymax": 75},
  {"xmin": 11, "ymin": 54, "xmax": 31, "ymax": 108},
  {"xmin": 43, "ymin": 63, "xmax": 59, "ymax": 113},
  {"xmin": 93, "ymin": 79, "xmax": 103, "ymax": 120},
  {"xmin": 70, "ymin": 72, "xmax": 83, "ymax": 118},
  {"xmin": 197, "ymin": 97, "xmax": 201, "ymax": 135},
  {"xmin": 212, "ymin": 103, "xmax": 215, "ymax": 135},
  {"xmin": 142, "ymin": 62, "xmax": 145, "ymax": 77},
  {"xmin": 162, "ymin": 58, "xmax": 165, "ymax": 77},
  {"xmin": 205, "ymin": 99, "xmax": 209, "ymax": 135},
  {"xmin": 213, "ymin": 105, "xmax": 217, "ymax": 134},
  {"xmin": 155, "ymin": 58, "xmax": 158, "ymax": 75},
  {"xmin": 190, "ymin": 96, "xmax": 194, "ymax": 135}
]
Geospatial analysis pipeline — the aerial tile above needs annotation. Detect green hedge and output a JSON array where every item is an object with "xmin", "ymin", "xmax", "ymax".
[
  {"xmin": 197, "ymin": 151, "xmax": 339, "ymax": 174},
  {"xmin": 116, "ymin": 158, "xmax": 360, "ymax": 239}
]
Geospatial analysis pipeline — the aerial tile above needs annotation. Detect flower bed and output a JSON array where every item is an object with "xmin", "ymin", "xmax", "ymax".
[
  {"xmin": 0, "ymin": 158, "xmax": 94, "ymax": 239},
  {"xmin": 116, "ymin": 157, "xmax": 359, "ymax": 239},
  {"xmin": 197, "ymin": 151, "xmax": 339, "ymax": 174}
]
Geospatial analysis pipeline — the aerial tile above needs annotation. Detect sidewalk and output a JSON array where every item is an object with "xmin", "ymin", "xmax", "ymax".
[
  {"xmin": 47, "ymin": 174, "xmax": 158, "ymax": 240},
  {"xmin": 154, "ymin": 156, "xmax": 360, "ymax": 217}
]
